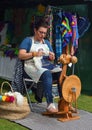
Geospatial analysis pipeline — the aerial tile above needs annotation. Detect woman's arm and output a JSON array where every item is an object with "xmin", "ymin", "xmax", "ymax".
[
  {"xmin": 18, "ymin": 37, "xmax": 45, "ymax": 60},
  {"xmin": 18, "ymin": 37, "xmax": 33, "ymax": 60},
  {"xmin": 18, "ymin": 49, "xmax": 45, "ymax": 60},
  {"xmin": 18, "ymin": 49, "xmax": 33, "ymax": 60}
]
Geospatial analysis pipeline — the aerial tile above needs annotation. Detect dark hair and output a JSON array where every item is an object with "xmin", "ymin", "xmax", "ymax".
[{"xmin": 34, "ymin": 17, "xmax": 49, "ymax": 30}]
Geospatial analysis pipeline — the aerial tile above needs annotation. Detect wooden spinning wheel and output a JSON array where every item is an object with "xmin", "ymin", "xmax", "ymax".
[
  {"xmin": 43, "ymin": 54, "xmax": 81, "ymax": 122},
  {"xmin": 58, "ymin": 74, "xmax": 81, "ymax": 122}
]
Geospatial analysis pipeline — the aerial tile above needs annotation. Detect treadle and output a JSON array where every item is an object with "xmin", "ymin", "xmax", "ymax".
[
  {"xmin": 42, "ymin": 110, "xmax": 80, "ymax": 122},
  {"xmin": 58, "ymin": 115, "xmax": 80, "ymax": 122},
  {"xmin": 42, "ymin": 111, "xmax": 58, "ymax": 115},
  {"xmin": 42, "ymin": 111, "xmax": 71, "ymax": 116}
]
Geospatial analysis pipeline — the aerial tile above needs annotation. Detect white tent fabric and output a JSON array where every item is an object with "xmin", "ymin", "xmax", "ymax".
[{"xmin": 0, "ymin": 56, "xmax": 16, "ymax": 81}]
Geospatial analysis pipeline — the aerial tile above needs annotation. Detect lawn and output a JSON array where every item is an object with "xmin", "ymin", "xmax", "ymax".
[
  {"xmin": 78, "ymin": 94, "xmax": 92, "ymax": 113},
  {"xmin": 0, "ymin": 119, "xmax": 29, "ymax": 130},
  {"xmin": 0, "ymin": 79, "xmax": 92, "ymax": 129}
]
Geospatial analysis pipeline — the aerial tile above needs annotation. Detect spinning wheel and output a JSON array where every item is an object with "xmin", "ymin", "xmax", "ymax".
[
  {"xmin": 43, "ymin": 54, "xmax": 81, "ymax": 122},
  {"xmin": 58, "ymin": 74, "xmax": 81, "ymax": 122}
]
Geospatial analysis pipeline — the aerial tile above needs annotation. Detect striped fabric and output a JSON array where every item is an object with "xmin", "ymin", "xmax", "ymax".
[{"xmin": 55, "ymin": 25, "xmax": 62, "ymax": 60}]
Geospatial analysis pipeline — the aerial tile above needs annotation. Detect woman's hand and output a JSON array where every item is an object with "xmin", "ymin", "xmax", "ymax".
[
  {"xmin": 49, "ymin": 52, "xmax": 55, "ymax": 61},
  {"xmin": 36, "ymin": 50, "xmax": 45, "ymax": 57},
  {"xmin": 32, "ymin": 50, "xmax": 45, "ymax": 57}
]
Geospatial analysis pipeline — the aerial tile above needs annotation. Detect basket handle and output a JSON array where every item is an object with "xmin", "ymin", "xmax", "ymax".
[{"xmin": 1, "ymin": 81, "xmax": 14, "ymax": 95}]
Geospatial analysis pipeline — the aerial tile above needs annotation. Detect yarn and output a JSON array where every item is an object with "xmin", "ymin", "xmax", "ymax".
[
  {"xmin": 0, "ymin": 95, "xmax": 2, "ymax": 101},
  {"xmin": 0, "ymin": 95, "xmax": 15, "ymax": 102}
]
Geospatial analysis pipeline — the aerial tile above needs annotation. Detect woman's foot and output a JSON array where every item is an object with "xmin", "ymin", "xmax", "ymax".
[{"xmin": 47, "ymin": 103, "xmax": 58, "ymax": 113}]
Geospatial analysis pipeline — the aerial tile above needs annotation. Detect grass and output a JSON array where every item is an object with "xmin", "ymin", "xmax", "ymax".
[
  {"xmin": 77, "ymin": 94, "xmax": 92, "ymax": 113},
  {"xmin": 0, "ymin": 119, "xmax": 29, "ymax": 130},
  {"xmin": 0, "ymin": 78, "xmax": 92, "ymax": 129}
]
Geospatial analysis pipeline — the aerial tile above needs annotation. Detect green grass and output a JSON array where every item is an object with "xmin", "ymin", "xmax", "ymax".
[
  {"xmin": 77, "ymin": 94, "xmax": 92, "ymax": 113},
  {"xmin": 0, "ymin": 78, "xmax": 92, "ymax": 129},
  {"xmin": 0, "ymin": 119, "xmax": 29, "ymax": 130}
]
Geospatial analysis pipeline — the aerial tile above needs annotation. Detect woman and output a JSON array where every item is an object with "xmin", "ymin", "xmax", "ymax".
[{"xmin": 18, "ymin": 18, "xmax": 61, "ymax": 113}]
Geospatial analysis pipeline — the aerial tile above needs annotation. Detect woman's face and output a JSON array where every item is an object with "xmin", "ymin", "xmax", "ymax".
[{"xmin": 34, "ymin": 27, "xmax": 48, "ymax": 42}]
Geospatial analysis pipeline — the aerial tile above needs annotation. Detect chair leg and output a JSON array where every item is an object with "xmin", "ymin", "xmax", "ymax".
[{"xmin": 23, "ymin": 79, "xmax": 33, "ymax": 111}]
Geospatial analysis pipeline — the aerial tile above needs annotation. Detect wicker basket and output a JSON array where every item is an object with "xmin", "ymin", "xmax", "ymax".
[{"xmin": 0, "ymin": 81, "xmax": 31, "ymax": 120}]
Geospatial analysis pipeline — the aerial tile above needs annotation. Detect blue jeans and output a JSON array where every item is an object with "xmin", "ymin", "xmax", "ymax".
[{"xmin": 39, "ymin": 70, "xmax": 61, "ymax": 104}]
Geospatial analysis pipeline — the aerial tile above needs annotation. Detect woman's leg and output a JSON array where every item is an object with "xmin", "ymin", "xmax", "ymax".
[
  {"xmin": 39, "ymin": 70, "xmax": 53, "ymax": 104},
  {"xmin": 40, "ymin": 70, "xmax": 58, "ymax": 112}
]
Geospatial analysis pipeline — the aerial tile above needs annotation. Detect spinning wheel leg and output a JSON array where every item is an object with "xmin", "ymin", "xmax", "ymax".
[{"xmin": 57, "ymin": 112, "xmax": 80, "ymax": 122}]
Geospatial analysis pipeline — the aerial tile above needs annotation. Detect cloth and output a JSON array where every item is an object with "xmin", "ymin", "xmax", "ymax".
[
  {"xmin": 77, "ymin": 16, "xmax": 91, "ymax": 38},
  {"xmin": 0, "ymin": 56, "xmax": 16, "ymax": 81},
  {"xmin": 61, "ymin": 16, "xmax": 72, "ymax": 47},
  {"xmin": 53, "ymin": 13, "xmax": 63, "ymax": 60},
  {"xmin": 71, "ymin": 15, "xmax": 79, "ymax": 49},
  {"xmin": 0, "ymin": 23, "xmax": 8, "ymax": 45},
  {"xmin": 11, "ymin": 58, "xmax": 24, "ymax": 94},
  {"xmin": 55, "ymin": 25, "xmax": 62, "ymax": 60},
  {"xmin": 24, "ymin": 37, "xmax": 50, "ymax": 83}
]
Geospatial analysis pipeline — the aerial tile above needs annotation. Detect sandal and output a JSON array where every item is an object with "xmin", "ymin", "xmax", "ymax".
[{"xmin": 47, "ymin": 103, "xmax": 58, "ymax": 113}]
